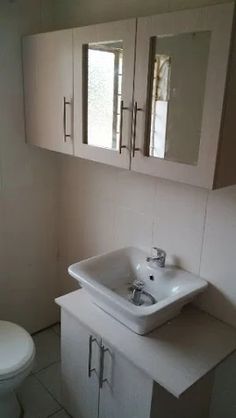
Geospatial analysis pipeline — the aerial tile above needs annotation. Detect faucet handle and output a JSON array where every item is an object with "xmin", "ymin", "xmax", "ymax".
[
  {"xmin": 133, "ymin": 280, "xmax": 144, "ymax": 290},
  {"xmin": 152, "ymin": 247, "xmax": 166, "ymax": 258},
  {"xmin": 146, "ymin": 247, "xmax": 166, "ymax": 267}
]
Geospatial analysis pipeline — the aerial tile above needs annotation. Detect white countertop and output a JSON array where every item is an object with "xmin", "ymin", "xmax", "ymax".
[{"xmin": 56, "ymin": 289, "xmax": 236, "ymax": 398}]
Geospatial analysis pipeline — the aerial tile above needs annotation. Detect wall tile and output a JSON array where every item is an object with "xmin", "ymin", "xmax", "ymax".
[
  {"xmin": 32, "ymin": 328, "xmax": 60, "ymax": 373},
  {"xmin": 197, "ymin": 186, "xmax": 236, "ymax": 327},
  {"xmin": 36, "ymin": 362, "xmax": 62, "ymax": 404},
  {"xmin": 113, "ymin": 206, "xmax": 153, "ymax": 252},
  {"xmin": 115, "ymin": 170, "xmax": 157, "ymax": 217},
  {"xmin": 80, "ymin": 195, "xmax": 116, "ymax": 258},
  {"xmin": 1, "ymin": 187, "xmax": 58, "ymax": 260},
  {"xmin": 16, "ymin": 374, "xmax": 60, "ymax": 418},
  {"xmin": 153, "ymin": 179, "xmax": 208, "ymax": 274},
  {"xmin": 0, "ymin": 259, "xmax": 59, "ymax": 332}
]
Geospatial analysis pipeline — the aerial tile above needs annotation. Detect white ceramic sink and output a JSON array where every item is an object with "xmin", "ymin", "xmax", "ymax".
[{"xmin": 68, "ymin": 247, "xmax": 208, "ymax": 335}]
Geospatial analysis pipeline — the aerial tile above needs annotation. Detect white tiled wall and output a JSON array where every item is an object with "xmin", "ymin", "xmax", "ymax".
[
  {"xmin": 58, "ymin": 156, "xmax": 236, "ymax": 328},
  {"xmin": 58, "ymin": 155, "xmax": 236, "ymax": 417},
  {"xmin": 199, "ymin": 186, "xmax": 236, "ymax": 327},
  {"xmin": 0, "ymin": 0, "xmax": 59, "ymax": 333}
]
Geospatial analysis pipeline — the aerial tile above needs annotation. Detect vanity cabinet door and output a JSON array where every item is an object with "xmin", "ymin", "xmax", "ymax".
[
  {"xmin": 73, "ymin": 19, "xmax": 136, "ymax": 169},
  {"xmin": 98, "ymin": 340, "xmax": 153, "ymax": 418},
  {"xmin": 61, "ymin": 310, "xmax": 100, "ymax": 418},
  {"xmin": 131, "ymin": 3, "xmax": 234, "ymax": 188},
  {"xmin": 23, "ymin": 30, "xmax": 74, "ymax": 154}
]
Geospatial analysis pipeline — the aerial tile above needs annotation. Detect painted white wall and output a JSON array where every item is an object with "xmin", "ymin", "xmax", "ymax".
[
  {"xmin": 51, "ymin": 0, "xmax": 236, "ymax": 416},
  {"xmin": 50, "ymin": 0, "xmax": 230, "ymax": 28},
  {"xmin": 0, "ymin": 0, "xmax": 60, "ymax": 333}
]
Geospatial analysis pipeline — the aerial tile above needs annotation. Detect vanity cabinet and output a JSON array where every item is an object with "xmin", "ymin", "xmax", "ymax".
[
  {"xmin": 23, "ymin": 30, "xmax": 74, "ymax": 154},
  {"xmin": 23, "ymin": 3, "xmax": 236, "ymax": 188},
  {"xmin": 61, "ymin": 310, "xmax": 152, "ymax": 418},
  {"xmin": 60, "ymin": 306, "xmax": 218, "ymax": 418},
  {"xmin": 61, "ymin": 311, "xmax": 100, "ymax": 418}
]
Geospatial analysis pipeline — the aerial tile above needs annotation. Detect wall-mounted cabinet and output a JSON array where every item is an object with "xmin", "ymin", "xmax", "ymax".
[
  {"xmin": 23, "ymin": 30, "xmax": 74, "ymax": 155},
  {"xmin": 132, "ymin": 5, "xmax": 234, "ymax": 188},
  {"xmin": 73, "ymin": 19, "xmax": 136, "ymax": 170},
  {"xmin": 23, "ymin": 3, "xmax": 236, "ymax": 188}
]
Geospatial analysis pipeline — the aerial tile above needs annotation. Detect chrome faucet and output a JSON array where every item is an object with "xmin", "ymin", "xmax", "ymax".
[
  {"xmin": 131, "ymin": 280, "xmax": 144, "ymax": 306},
  {"xmin": 146, "ymin": 247, "xmax": 166, "ymax": 268}
]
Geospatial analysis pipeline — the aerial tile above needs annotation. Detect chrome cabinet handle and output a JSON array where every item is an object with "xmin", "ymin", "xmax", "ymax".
[
  {"xmin": 119, "ymin": 100, "xmax": 129, "ymax": 154},
  {"xmin": 63, "ymin": 97, "xmax": 72, "ymax": 142},
  {"xmin": 132, "ymin": 101, "xmax": 142, "ymax": 157},
  {"xmin": 88, "ymin": 335, "xmax": 99, "ymax": 378},
  {"xmin": 99, "ymin": 345, "xmax": 110, "ymax": 388}
]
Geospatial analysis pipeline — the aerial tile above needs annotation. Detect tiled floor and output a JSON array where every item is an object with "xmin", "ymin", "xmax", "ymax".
[{"xmin": 16, "ymin": 323, "xmax": 71, "ymax": 418}]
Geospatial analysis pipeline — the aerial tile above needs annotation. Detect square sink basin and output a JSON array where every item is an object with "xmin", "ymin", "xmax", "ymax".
[{"xmin": 68, "ymin": 247, "xmax": 208, "ymax": 335}]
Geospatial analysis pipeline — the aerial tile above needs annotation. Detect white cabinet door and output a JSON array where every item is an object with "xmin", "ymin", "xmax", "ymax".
[
  {"xmin": 73, "ymin": 19, "xmax": 136, "ymax": 169},
  {"xmin": 23, "ymin": 30, "xmax": 74, "ymax": 154},
  {"xmin": 132, "ymin": 3, "xmax": 234, "ymax": 188},
  {"xmin": 61, "ymin": 310, "xmax": 100, "ymax": 418},
  {"xmin": 98, "ymin": 340, "xmax": 153, "ymax": 418}
]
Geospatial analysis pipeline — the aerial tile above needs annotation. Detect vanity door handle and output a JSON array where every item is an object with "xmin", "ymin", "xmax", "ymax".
[
  {"xmin": 119, "ymin": 100, "xmax": 129, "ymax": 154},
  {"xmin": 63, "ymin": 96, "xmax": 72, "ymax": 142},
  {"xmin": 88, "ymin": 335, "xmax": 99, "ymax": 378},
  {"xmin": 99, "ymin": 345, "xmax": 110, "ymax": 388},
  {"xmin": 132, "ymin": 101, "xmax": 143, "ymax": 157}
]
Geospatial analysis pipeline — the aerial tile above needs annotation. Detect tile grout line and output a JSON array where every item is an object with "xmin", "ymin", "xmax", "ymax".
[
  {"xmin": 47, "ymin": 408, "xmax": 73, "ymax": 418},
  {"xmin": 17, "ymin": 324, "xmax": 64, "ymax": 418},
  {"xmin": 33, "ymin": 325, "xmax": 73, "ymax": 418},
  {"xmin": 33, "ymin": 363, "xmax": 65, "ymax": 412},
  {"xmin": 32, "ymin": 359, "xmax": 61, "ymax": 375},
  {"xmin": 151, "ymin": 180, "xmax": 158, "ymax": 249},
  {"xmin": 46, "ymin": 409, "xmax": 63, "ymax": 418},
  {"xmin": 32, "ymin": 322, "xmax": 61, "ymax": 337},
  {"xmin": 198, "ymin": 190, "xmax": 210, "ymax": 277}
]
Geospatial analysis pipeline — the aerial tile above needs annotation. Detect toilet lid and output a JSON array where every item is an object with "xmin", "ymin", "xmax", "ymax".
[{"xmin": 0, "ymin": 321, "xmax": 35, "ymax": 381}]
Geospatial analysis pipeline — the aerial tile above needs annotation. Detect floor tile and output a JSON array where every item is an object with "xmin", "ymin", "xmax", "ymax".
[
  {"xmin": 16, "ymin": 374, "xmax": 61, "ymax": 418},
  {"xmin": 36, "ymin": 362, "xmax": 62, "ymax": 404},
  {"xmin": 32, "ymin": 328, "xmax": 60, "ymax": 372},
  {"xmin": 52, "ymin": 323, "xmax": 61, "ymax": 336},
  {"xmin": 50, "ymin": 409, "xmax": 71, "ymax": 418}
]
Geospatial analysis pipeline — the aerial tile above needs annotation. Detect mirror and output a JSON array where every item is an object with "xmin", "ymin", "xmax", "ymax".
[
  {"xmin": 83, "ymin": 40, "xmax": 123, "ymax": 150},
  {"xmin": 145, "ymin": 31, "xmax": 210, "ymax": 165}
]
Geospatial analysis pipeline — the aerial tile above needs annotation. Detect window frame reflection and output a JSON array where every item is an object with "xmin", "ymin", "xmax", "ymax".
[{"xmin": 82, "ymin": 41, "xmax": 123, "ymax": 151}]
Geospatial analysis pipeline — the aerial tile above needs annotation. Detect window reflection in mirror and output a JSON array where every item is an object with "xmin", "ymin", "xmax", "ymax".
[
  {"xmin": 146, "ymin": 32, "xmax": 210, "ymax": 165},
  {"xmin": 83, "ymin": 41, "xmax": 123, "ymax": 150}
]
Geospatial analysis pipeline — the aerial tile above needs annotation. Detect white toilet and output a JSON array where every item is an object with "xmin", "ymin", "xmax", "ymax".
[{"xmin": 0, "ymin": 321, "xmax": 35, "ymax": 418}]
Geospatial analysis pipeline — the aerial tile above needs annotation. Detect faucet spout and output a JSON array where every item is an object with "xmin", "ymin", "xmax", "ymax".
[
  {"xmin": 130, "ymin": 280, "xmax": 144, "ymax": 306},
  {"xmin": 146, "ymin": 247, "xmax": 166, "ymax": 268}
]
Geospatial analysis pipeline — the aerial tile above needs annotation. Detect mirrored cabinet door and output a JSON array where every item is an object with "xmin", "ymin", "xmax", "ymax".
[
  {"xmin": 73, "ymin": 20, "xmax": 136, "ymax": 169},
  {"xmin": 132, "ymin": 4, "xmax": 234, "ymax": 188}
]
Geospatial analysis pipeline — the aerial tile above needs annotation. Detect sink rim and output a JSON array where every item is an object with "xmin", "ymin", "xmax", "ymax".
[{"xmin": 68, "ymin": 246, "xmax": 208, "ymax": 319}]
